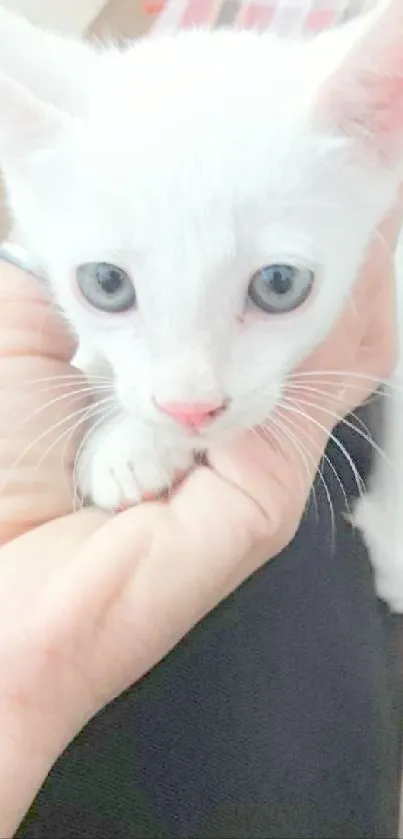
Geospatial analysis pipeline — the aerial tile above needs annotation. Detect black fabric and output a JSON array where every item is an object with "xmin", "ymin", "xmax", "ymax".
[{"xmin": 18, "ymin": 400, "xmax": 403, "ymax": 839}]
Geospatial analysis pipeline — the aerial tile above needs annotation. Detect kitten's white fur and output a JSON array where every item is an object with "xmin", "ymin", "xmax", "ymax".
[{"xmin": 0, "ymin": 2, "xmax": 403, "ymax": 606}]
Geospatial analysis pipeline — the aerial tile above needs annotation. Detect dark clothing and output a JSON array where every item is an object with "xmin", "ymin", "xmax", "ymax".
[{"xmin": 18, "ymin": 400, "xmax": 403, "ymax": 839}]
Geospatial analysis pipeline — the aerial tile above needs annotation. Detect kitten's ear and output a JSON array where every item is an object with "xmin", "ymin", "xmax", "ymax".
[
  {"xmin": 0, "ymin": 8, "xmax": 96, "ymax": 162},
  {"xmin": 318, "ymin": 0, "xmax": 403, "ymax": 162},
  {"xmin": 0, "ymin": 7, "xmax": 96, "ymax": 115},
  {"xmin": 0, "ymin": 73, "xmax": 71, "ymax": 161}
]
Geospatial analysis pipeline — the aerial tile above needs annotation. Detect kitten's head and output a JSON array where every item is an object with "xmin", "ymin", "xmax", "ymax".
[{"xmin": 0, "ymin": 2, "xmax": 403, "ymax": 443}]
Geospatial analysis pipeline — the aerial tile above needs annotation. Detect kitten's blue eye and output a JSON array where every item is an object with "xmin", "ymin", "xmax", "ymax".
[
  {"xmin": 248, "ymin": 264, "xmax": 314, "ymax": 314},
  {"xmin": 77, "ymin": 262, "xmax": 136, "ymax": 313}
]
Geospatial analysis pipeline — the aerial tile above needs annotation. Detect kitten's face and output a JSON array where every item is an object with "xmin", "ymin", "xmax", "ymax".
[{"xmin": 1, "ymin": 17, "xmax": 402, "ymax": 444}]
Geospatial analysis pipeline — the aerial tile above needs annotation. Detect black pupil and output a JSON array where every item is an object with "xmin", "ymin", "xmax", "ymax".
[
  {"xmin": 97, "ymin": 267, "xmax": 123, "ymax": 295},
  {"xmin": 269, "ymin": 267, "xmax": 293, "ymax": 295}
]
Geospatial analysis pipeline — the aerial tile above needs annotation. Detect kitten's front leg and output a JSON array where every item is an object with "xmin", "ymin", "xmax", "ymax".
[
  {"xmin": 354, "ymin": 241, "xmax": 403, "ymax": 611},
  {"xmin": 354, "ymin": 372, "xmax": 403, "ymax": 611},
  {"xmin": 76, "ymin": 415, "xmax": 194, "ymax": 510}
]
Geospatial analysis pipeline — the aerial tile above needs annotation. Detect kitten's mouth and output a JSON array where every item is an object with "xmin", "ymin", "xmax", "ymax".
[{"xmin": 183, "ymin": 421, "xmax": 237, "ymax": 447}]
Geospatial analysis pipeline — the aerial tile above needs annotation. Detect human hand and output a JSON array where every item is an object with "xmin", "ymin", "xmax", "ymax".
[{"xmin": 0, "ymin": 202, "xmax": 398, "ymax": 834}]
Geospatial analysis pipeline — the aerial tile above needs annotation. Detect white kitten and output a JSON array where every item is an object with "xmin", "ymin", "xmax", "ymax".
[{"xmin": 0, "ymin": 2, "xmax": 403, "ymax": 606}]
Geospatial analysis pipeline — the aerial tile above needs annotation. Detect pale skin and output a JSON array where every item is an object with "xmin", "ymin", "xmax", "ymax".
[{"xmin": 0, "ymin": 203, "xmax": 400, "ymax": 835}]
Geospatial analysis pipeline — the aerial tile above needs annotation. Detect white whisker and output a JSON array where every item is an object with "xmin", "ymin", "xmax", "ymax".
[
  {"xmin": 0, "ymin": 396, "xmax": 111, "ymax": 504},
  {"xmin": 271, "ymin": 407, "xmax": 338, "ymax": 544},
  {"xmin": 281, "ymin": 391, "xmax": 393, "ymax": 476},
  {"xmin": 255, "ymin": 414, "xmax": 318, "ymax": 515},
  {"xmin": 7, "ymin": 384, "xmax": 113, "ymax": 434},
  {"xmin": 275, "ymin": 403, "xmax": 350, "ymax": 520},
  {"xmin": 31, "ymin": 398, "xmax": 115, "ymax": 493},
  {"xmin": 278, "ymin": 398, "xmax": 366, "ymax": 501}
]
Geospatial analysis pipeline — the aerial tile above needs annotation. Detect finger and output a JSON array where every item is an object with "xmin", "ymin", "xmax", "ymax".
[
  {"xmin": 39, "ymin": 469, "xmax": 274, "ymax": 705},
  {"xmin": 209, "ymin": 425, "xmax": 316, "ymax": 551},
  {"xmin": 0, "ymin": 262, "xmax": 75, "ymax": 361},
  {"xmin": 0, "ymin": 356, "xmax": 89, "ymax": 545},
  {"xmin": 354, "ymin": 264, "xmax": 397, "ymax": 382},
  {"xmin": 0, "ymin": 264, "xmax": 86, "ymax": 543}
]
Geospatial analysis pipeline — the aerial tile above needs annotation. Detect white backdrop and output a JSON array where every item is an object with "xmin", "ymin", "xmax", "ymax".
[{"xmin": 0, "ymin": 0, "xmax": 107, "ymax": 34}]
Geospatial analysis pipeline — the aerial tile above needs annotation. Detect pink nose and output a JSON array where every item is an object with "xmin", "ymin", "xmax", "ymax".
[{"xmin": 155, "ymin": 400, "xmax": 227, "ymax": 429}]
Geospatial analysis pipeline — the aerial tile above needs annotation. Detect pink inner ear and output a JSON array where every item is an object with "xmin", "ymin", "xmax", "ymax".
[
  {"xmin": 359, "ymin": 71, "xmax": 403, "ymax": 139},
  {"xmin": 318, "ymin": 3, "xmax": 403, "ymax": 160},
  {"xmin": 323, "ymin": 63, "xmax": 403, "ymax": 161}
]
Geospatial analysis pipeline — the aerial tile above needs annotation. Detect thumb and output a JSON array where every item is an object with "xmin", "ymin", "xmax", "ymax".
[{"xmin": 209, "ymin": 421, "xmax": 322, "ymax": 552}]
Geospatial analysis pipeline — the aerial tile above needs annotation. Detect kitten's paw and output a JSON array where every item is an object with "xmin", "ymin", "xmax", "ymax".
[
  {"xmin": 77, "ymin": 420, "xmax": 193, "ymax": 511},
  {"xmin": 354, "ymin": 492, "xmax": 403, "ymax": 612}
]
